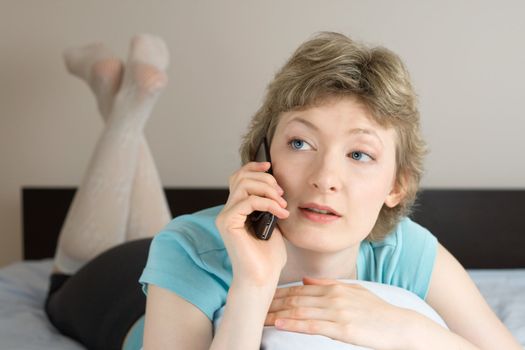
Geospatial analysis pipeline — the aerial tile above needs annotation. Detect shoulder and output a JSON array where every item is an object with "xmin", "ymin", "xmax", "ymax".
[
  {"xmin": 157, "ymin": 205, "xmax": 226, "ymax": 253},
  {"xmin": 360, "ymin": 217, "xmax": 437, "ymax": 263},
  {"xmin": 377, "ymin": 217, "xmax": 436, "ymax": 247},
  {"xmin": 146, "ymin": 205, "xmax": 228, "ymax": 270},
  {"xmin": 140, "ymin": 205, "xmax": 232, "ymax": 320},
  {"xmin": 358, "ymin": 217, "xmax": 438, "ymax": 299}
]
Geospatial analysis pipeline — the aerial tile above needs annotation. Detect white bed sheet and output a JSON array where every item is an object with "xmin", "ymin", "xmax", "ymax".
[
  {"xmin": 0, "ymin": 259, "xmax": 83, "ymax": 350},
  {"xmin": 1, "ymin": 259, "xmax": 524, "ymax": 349}
]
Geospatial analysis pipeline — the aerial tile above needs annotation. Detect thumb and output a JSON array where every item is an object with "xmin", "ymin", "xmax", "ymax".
[{"xmin": 302, "ymin": 276, "xmax": 340, "ymax": 286}]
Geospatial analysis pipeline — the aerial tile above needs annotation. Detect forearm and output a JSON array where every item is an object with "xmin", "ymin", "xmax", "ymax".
[
  {"xmin": 210, "ymin": 281, "xmax": 275, "ymax": 350},
  {"xmin": 405, "ymin": 311, "xmax": 480, "ymax": 350}
]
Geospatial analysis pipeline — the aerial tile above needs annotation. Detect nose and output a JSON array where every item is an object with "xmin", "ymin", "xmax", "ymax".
[{"xmin": 308, "ymin": 152, "xmax": 343, "ymax": 193}]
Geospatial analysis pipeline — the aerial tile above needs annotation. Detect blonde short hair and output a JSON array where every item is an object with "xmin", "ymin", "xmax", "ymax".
[{"xmin": 239, "ymin": 32, "xmax": 427, "ymax": 241}]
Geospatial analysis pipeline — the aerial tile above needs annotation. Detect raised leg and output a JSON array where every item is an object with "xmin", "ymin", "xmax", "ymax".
[{"xmin": 54, "ymin": 34, "xmax": 171, "ymax": 274}]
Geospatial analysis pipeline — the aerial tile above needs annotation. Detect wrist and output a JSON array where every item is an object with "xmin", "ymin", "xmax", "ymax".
[
  {"xmin": 227, "ymin": 280, "xmax": 278, "ymax": 324},
  {"xmin": 211, "ymin": 281, "xmax": 277, "ymax": 350},
  {"xmin": 230, "ymin": 278, "xmax": 278, "ymax": 301},
  {"xmin": 400, "ymin": 310, "xmax": 427, "ymax": 350},
  {"xmin": 402, "ymin": 310, "xmax": 467, "ymax": 350},
  {"xmin": 231, "ymin": 268, "xmax": 281, "ymax": 288}
]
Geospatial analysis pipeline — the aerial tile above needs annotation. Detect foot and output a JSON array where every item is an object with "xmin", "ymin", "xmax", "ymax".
[
  {"xmin": 63, "ymin": 43, "xmax": 123, "ymax": 118},
  {"xmin": 110, "ymin": 34, "xmax": 170, "ymax": 124}
]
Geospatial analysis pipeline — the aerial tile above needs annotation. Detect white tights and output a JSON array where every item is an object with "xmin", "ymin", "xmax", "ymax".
[{"xmin": 54, "ymin": 34, "xmax": 171, "ymax": 274}]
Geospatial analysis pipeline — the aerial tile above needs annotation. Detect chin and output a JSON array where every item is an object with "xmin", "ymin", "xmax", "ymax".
[
  {"xmin": 278, "ymin": 210, "xmax": 369, "ymax": 253},
  {"xmin": 279, "ymin": 222, "xmax": 355, "ymax": 253}
]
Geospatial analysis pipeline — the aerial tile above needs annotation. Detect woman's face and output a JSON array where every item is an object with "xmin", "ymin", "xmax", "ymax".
[{"xmin": 270, "ymin": 96, "xmax": 403, "ymax": 253}]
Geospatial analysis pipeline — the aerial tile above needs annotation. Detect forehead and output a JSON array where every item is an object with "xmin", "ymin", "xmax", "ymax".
[{"xmin": 276, "ymin": 96, "xmax": 391, "ymax": 137}]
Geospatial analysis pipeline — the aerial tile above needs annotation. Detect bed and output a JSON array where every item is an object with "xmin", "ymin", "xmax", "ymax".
[{"xmin": 1, "ymin": 187, "xmax": 524, "ymax": 349}]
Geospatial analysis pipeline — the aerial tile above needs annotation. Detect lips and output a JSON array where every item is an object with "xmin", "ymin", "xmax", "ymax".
[{"xmin": 299, "ymin": 203, "xmax": 342, "ymax": 217}]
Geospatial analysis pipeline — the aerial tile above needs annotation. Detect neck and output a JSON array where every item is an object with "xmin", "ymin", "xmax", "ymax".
[{"xmin": 279, "ymin": 238, "xmax": 360, "ymax": 285}]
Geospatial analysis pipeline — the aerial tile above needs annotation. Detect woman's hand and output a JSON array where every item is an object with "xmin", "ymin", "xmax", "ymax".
[
  {"xmin": 215, "ymin": 161, "xmax": 290, "ymax": 288},
  {"xmin": 265, "ymin": 277, "xmax": 418, "ymax": 350}
]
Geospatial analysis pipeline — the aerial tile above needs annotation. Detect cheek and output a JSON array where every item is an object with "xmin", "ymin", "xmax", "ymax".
[
  {"xmin": 348, "ymin": 182, "xmax": 386, "ymax": 219},
  {"xmin": 348, "ymin": 166, "xmax": 396, "ymax": 211},
  {"xmin": 271, "ymin": 147, "xmax": 296, "ymax": 183},
  {"xmin": 272, "ymin": 160, "xmax": 301, "ymax": 197}
]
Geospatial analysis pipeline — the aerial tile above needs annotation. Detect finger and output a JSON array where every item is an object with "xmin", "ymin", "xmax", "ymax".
[
  {"xmin": 229, "ymin": 179, "xmax": 287, "ymax": 208},
  {"xmin": 302, "ymin": 276, "xmax": 340, "ymax": 286},
  {"xmin": 266, "ymin": 306, "xmax": 334, "ymax": 325},
  {"xmin": 232, "ymin": 195, "xmax": 290, "ymax": 220},
  {"xmin": 242, "ymin": 161, "xmax": 272, "ymax": 172},
  {"xmin": 273, "ymin": 284, "xmax": 328, "ymax": 298},
  {"xmin": 268, "ymin": 295, "xmax": 326, "ymax": 312},
  {"xmin": 231, "ymin": 162, "xmax": 283, "ymax": 193},
  {"xmin": 300, "ymin": 279, "xmax": 368, "ymax": 296},
  {"xmin": 274, "ymin": 318, "xmax": 344, "ymax": 340}
]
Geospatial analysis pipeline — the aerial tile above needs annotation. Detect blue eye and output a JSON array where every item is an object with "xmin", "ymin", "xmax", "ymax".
[
  {"xmin": 350, "ymin": 151, "xmax": 373, "ymax": 162},
  {"xmin": 289, "ymin": 139, "xmax": 311, "ymax": 150}
]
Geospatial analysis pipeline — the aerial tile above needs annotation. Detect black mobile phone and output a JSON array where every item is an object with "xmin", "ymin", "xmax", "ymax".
[{"xmin": 248, "ymin": 137, "xmax": 278, "ymax": 240}]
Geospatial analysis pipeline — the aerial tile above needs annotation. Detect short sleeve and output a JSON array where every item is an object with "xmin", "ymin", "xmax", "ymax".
[
  {"xmin": 357, "ymin": 217, "xmax": 438, "ymax": 300},
  {"xmin": 395, "ymin": 218, "xmax": 438, "ymax": 299},
  {"xmin": 139, "ymin": 205, "xmax": 231, "ymax": 321}
]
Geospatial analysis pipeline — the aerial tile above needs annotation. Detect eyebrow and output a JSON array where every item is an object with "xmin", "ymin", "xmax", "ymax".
[{"xmin": 285, "ymin": 117, "xmax": 384, "ymax": 145}]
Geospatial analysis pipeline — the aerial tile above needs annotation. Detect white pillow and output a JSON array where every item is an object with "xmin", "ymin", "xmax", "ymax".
[{"xmin": 213, "ymin": 280, "xmax": 447, "ymax": 350}]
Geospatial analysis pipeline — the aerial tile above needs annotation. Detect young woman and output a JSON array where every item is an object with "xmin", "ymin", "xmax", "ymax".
[
  {"xmin": 140, "ymin": 32, "xmax": 522, "ymax": 349},
  {"xmin": 45, "ymin": 32, "xmax": 522, "ymax": 350}
]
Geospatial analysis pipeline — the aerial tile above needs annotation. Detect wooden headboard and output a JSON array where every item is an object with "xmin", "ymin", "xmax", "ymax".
[{"xmin": 22, "ymin": 188, "xmax": 525, "ymax": 269}]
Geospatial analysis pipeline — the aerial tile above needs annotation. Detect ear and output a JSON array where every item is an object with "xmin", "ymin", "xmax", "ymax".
[{"xmin": 385, "ymin": 173, "xmax": 407, "ymax": 208}]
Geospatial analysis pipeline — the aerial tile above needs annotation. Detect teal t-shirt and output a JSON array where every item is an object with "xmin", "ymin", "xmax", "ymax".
[{"xmin": 128, "ymin": 205, "xmax": 437, "ymax": 349}]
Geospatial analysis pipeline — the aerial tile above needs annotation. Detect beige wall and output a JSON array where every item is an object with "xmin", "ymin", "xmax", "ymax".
[{"xmin": 1, "ymin": 0, "xmax": 524, "ymax": 267}]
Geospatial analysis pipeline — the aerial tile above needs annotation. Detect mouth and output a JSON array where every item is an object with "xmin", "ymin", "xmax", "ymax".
[
  {"xmin": 299, "ymin": 203, "xmax": 341, "ymax": 216},
  {"xmin": 298, "ymin": 203, "xmax": 342, "ymax": 223}
]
